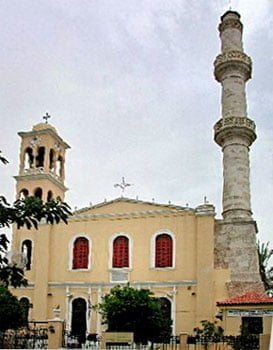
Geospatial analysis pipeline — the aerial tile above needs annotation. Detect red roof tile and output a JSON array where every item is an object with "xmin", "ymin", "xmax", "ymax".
[{"xmin": 217, "ymin": 292, "xmax": 273, "ymax": 306}]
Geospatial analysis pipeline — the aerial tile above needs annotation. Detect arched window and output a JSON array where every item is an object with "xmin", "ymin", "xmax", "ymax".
[
  {"xmin": 155, "ymin": 234, "xmax": 173, "ymax": 268},
  {"xmin": 159, "ymin": 297, "xmax": 172, "ymax": 320},
  {"xmin": 36, "ymin": 146, "xmax": 45, "ymax": 168},
  {"xmin": 112, "ymin": 236, "xmax": 129, "ymax": 268},
  {"xmin": 19, "ymin": 297, "xmax": 30, "ymax": 326},
  {"xmin": 47, "ymin": 190, "xmax": 53, "ymax": 201},
  {"xmin": 72, "ymin": 237, "xmax": 89, "ymax": 269},
  {"xmin": 49, "ymin": 149, "xmax": 55, "ymax": 171},
  {"xmin": 24, "ymin": 147, "xmax": 34, "ymax": 170},
  {"xmin": 34, "ymin": 187, "xmax": 43, "ymax": 199},
  {"xmin": 56, "ymin": 156, "xmax": 63, "ymax": 177},
  {"xmin": 19, "ymin": 189, "xmax": 29, "ymax": 200},
  {"xmin": 21, "ymin": 240, "xmax": 32, "ymax": 270}
]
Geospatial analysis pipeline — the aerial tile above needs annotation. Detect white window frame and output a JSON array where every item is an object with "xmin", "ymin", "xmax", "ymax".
[
  {"xmin": 68, "ymin": 234, "xmax": 92, "ymax": 271},
  {"xmin": 150, "ymin": 229, "xmax": 176, "ymax": 269},
  {"xmin": 108, "ymin": 233, "xmax": 133, "ymax": 270}
]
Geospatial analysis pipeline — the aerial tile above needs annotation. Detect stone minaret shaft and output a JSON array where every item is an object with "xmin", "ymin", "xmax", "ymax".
[
  {"xmin": 214, "ymin": 11, "xmax": 256, "ymax": 220},
  {"xmin": 214, "ymin": 11, "xmax": 263, "ymax": 296}
]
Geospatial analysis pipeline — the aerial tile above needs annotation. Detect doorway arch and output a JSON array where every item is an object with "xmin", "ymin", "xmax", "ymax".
[{"xmin": 71, "ymin": 298, "xmax": 87, "ymax": 344}]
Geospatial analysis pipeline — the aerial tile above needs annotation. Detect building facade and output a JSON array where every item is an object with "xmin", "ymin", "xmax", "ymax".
[{"xmin": 10, "ymin": 11, "xmax": 264, "ymax": 336}]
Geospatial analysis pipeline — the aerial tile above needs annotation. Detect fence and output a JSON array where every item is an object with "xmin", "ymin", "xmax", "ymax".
[
  {"xmin": 63, "ymin": 333, "xmax": 180, "ymax": 350},
  {"xmin": 185, "ymin": 335, "xmax": 260, "ymax": 350},
  {"xmin": 0, "ymin": 327, "xmax": 48, "ymax": 349}
]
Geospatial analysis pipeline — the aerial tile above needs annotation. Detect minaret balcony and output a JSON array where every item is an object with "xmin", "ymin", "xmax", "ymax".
[
  {"xmin": 214, "ymin": 51, "xmax": 252, "ymax": 82},
  {"xmin": 214, "ymin": 116, "xmax": 256, "ymax": 147}
]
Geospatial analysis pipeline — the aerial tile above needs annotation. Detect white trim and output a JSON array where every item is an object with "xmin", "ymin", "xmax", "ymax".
[
  {"xmin": 69, "ymin": 296, "xmax": 89, "ymax": 334},
  {"xmin": 108, "ymin": 232, "xmax": 133, "ymax": 270},
  {"xmin": 171, "ymin": 286, "xmax": 177, "ymax": 336},
  {"xmin": 150, "ymin": 229, "xmax": 176, "ymax": 269},
  {"xmin": 65, "ymin": 286, "xmax": 71, "ymax": 331},
  {"xmin": 68, "ymin": 234, "xmax": 92, "ymax": 271},
  {"xmin": 96, "ymin": 287, "xmax": 102, "ymax": 335},
  {"xmin": 87, "ymin": 287, "xmax": 92, "ymax": 333}
]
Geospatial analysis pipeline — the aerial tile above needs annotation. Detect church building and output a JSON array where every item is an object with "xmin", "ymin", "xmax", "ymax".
[{"xmin": 10, "ymin": 11, "xmax": 265, "ymax": 337}]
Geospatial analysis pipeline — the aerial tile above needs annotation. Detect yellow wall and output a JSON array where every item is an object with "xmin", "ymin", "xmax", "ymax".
[
  {"xmin": 11, "ymin": 199, "xmax": 230, "ymax": 335},
  {"xmin": 220, "ymin": 305, "xmax": 273, "ymax": 335}
]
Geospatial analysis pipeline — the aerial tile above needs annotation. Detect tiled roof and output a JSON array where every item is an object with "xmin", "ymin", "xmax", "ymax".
[{"xmin": 217, "ymin": 292, "xmax": 273, "ymax": 306}]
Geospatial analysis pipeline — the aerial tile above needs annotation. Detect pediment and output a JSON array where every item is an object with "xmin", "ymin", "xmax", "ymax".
[{"xmin": 75, "ymin": 197, "xmax": 186, "ymax": 216}]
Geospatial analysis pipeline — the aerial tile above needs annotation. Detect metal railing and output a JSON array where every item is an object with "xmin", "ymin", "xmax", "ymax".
[{"xmin": 0, "ymin": 327, "xmax": 48, "ymax": 349}]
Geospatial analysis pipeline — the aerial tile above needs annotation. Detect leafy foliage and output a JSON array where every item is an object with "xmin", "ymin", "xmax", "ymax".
[
  {"xmin": 0, "ymin": 287, "xmax": 25, "ymax": 331},
  {"xmin": 0, "ymin": 195, "xmax": 71, "ymax": 230},
  {"xmin": 193, "ymin": 320, "xmax": 224, "ymax": 337},
  {"xmin": 257, "ymin": 240, "xmax": 273, "ymax": 293},
  {"xmin": 97, "ymin": 285, "xmax": 172, "ymax": 344},
  {"xmin": 0, "ymin": 151, "xmax": 72, "ymax": 288}
]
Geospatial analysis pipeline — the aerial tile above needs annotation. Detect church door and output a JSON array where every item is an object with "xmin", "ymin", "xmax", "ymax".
[{"xmin": 71, "ymin": 298, "xmax": 87, "ymax": 344}]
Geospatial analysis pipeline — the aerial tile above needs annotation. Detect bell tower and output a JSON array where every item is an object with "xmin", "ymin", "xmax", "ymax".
[
  {"xmin": 214, "ymin": 11, "xmax": 263, "ymax": 296},
  {"xmin": 14, "ymin": 121, "xmax": 70, "ymax": 202}
]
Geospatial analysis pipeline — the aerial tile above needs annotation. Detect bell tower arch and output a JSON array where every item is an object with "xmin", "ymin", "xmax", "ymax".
[{"xmin": 15, "ymin": 121, "xmax": 70, "ymax": 201}]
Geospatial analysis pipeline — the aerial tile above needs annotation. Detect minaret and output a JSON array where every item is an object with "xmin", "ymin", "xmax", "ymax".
[
  {"xmin": 14, "ymin": 121, "xmax": 70, "ymax": 202},
  {"xmin": 214, "ymin": 11, "xmax": 263, "ymax": 296}
]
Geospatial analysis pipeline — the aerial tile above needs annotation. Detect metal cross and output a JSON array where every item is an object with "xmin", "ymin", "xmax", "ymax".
[
  {"xmin": 43, "ymin": 112, "xmax": 51, "ymax": 124},
  {"xmin": 114, "ymin": 177, "xmax": 133, "ymax": 197},
  {"xmin": 228, "ymin": 0, "xmax": 232, "ymax": 10}
]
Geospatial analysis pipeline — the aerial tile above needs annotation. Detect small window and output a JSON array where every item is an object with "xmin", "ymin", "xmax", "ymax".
[
  {"xmin": 34, "ymin": 187, "xmax": 43, "ymax": 199},
  {"xmin": 19, "ymin": 189, "xmax": 29, "ymax": 200},
  {"xmin": 21, "ymin": 240, "xmax": 32, "ymax": 270},
  {"xmin": 19, "ymin": 297, "xmax": 30, "ymax": 326},
  {"xmin": 155, "ymin": 234, "xmax": 173, "ymax": 268},
  {"xmin": 72, "ymin": 237, "xmax": 89, "ymax": 269},
  {"xmin": 47, "ymin": 190, "xmax": 53, "ymax": 201},
  {"xmin": 242, "ymin": 317, "xmax": 263, "ymax": 335},
  {"xmin": 112, "ymin": 236, "xmax": 129, "ymax": 268},
  {"xmin": 24, "ymin": 147, "xmax": 34, "ymax": 170},
  {"xmin": 36, "ymin": 147, "xmax": 45, "ymax": 168},
  {"xmin": 49, "ymin": 149, "xmax": 55, "ymax": 171},
  {"xmin": 56, "ymin": 156, "xmax": 63, "ymax": 177}
]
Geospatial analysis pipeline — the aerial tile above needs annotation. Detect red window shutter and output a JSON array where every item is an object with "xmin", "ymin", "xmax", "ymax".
[
  {"xmin": 73, "ymin": 237, "xmax": 89, "ymax": 269},
  {"xmin": 155, "ymin": 234, "xmax": 172, "ymax": 267},
  {"xmin": 112, "ymin": 236, "xmax": 129, "ymax": 268}
]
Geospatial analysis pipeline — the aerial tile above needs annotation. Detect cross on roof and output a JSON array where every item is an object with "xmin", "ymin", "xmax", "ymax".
[
  {"xmin": 43, "ymin": 112, "xmax": 51, "ymax": 124},
  {"xmin": 114, "ymin": 177, "xmax": 133, "ymax": 197}
]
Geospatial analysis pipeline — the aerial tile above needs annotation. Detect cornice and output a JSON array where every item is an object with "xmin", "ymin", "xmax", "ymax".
[
  {"xmin": 14, "ymin": 172, "xmax": 68, "ymax": 192},
  {"xmin": 18, "ymin": 128, "xmax": 70, "ymax": 149},
  {"xmin": 70, "ymin": 208, "xmax": 195, "ymax": 222},
  {"xmin": 48, "ymin": 280, "xmax": 197, "ymax": 288}
]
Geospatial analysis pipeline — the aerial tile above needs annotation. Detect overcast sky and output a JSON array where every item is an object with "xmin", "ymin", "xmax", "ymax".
[{"xmin": 1, "ymin": 0, "xmax": 273, "ymax": 244}]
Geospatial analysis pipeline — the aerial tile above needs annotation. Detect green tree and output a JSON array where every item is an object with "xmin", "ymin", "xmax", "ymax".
[
  {"xmin": 0, "ymin": 151, "xmax": 71, "ymax": 288},
  {"xmin": 98, "ymin": 285, "xmax": 172, "ymax": 344},
  {"xmin": 0, "ymin": 286, "xmax": 24, "ymax": 331},
  {"xmin": 257, "ymin": 240, "xmax": 273, "ymax": 293},
  {"xmin": 193, "ymin": 320, "xmax": 224, "ymax": 336}
]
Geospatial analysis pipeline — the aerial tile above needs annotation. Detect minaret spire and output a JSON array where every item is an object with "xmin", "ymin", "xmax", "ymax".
[
  {"xmin": 214, "ymin": 11, "xmax": 256, "ymax": 220},
  {"xmin": 214, "ymin": 11, "xmax": 263, "ymax": 296}
]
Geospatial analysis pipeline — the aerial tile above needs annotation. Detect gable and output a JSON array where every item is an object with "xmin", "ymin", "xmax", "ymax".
[{"xmin": 75, "ymin": 198, "xmax": 187, "ymax": 216}]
